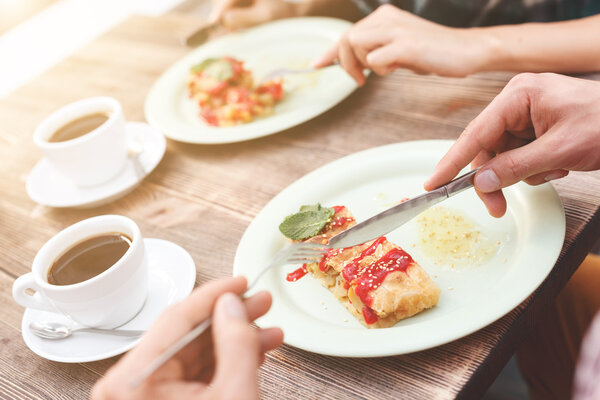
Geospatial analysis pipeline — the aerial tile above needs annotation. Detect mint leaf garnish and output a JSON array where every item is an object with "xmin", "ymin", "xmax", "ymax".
[
  {"xmin": 299, "ymin": 204, "xmax": 328, "ymax": 213},
  {"xmin": 279, "ymin": 204, "xmax": 335, "ymax": 240},
  {"xmin": 190, "ymin": 58, "xmax": 233, "ymax": 81}
]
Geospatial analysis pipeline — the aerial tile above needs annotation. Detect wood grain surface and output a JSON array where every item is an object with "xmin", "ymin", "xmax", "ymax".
[{"xmin": 0, "ymin": 13, "xmax": 599, "ymax": 400}]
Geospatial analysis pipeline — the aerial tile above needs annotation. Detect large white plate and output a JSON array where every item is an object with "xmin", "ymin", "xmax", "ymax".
[
  {"xmin": 233, "ymin": 140, "xmax": 565, "ymax": 357},
  {"xmin": 145, "ymin": 17, "xmax": 357, "ymax": 144}
]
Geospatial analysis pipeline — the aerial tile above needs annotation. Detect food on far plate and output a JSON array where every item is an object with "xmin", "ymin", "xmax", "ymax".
[
  {"xmin": 279, "ymin": 204, "xmax": 440, "ymax": 329},
  {"xmin": 187, "ymin": 57, "xmax": 283, "ymax": 126}
]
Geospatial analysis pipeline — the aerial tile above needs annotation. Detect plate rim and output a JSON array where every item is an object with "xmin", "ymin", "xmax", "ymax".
[{"xmin": 233, "ymin": 139, "xmax": 566, "ymax": 357}]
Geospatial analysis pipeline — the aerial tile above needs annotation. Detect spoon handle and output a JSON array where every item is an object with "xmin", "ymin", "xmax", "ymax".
[{"xmin": 75, "ymin": 328, "xmax": 144, "ymax": 337}]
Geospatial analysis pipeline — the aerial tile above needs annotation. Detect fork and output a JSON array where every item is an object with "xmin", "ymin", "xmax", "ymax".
[
  {"xmin": 259, "ymin": 62, "xmax": 339, "ymax": 84},
  {"xmin": 130, "ymin": 242, "xmax": 327, "ymax": 387}
]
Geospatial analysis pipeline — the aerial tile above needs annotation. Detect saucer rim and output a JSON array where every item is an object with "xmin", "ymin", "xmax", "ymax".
[
  {"xmin": 26, "ymin": 121, "xmax": 166, "ymax": 208},
  {"xmin": 20, "ymin": 238, "xmax": 196, "ymax": 363}
]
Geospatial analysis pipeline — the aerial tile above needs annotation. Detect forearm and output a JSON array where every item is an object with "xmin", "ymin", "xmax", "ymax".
[
  {"xmin": 475, "ymin": 15, "xmax": 600, "ymax": 73},
  {"xmin": 294, "ymin": 0, "xmax": 362, "ymax": 21}
]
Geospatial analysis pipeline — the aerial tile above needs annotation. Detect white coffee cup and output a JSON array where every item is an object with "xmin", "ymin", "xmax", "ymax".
[
  {"xmin": 12, "ymin": 215, "xmax": 148, "ymax": 329},
  {"xmin": 33, "ymin": 97, "xmax": 127, "ymax": 187}
]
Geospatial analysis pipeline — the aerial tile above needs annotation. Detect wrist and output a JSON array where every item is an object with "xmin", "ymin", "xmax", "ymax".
[
  {"xmin": 294, "ymin": 0, "xmax": 361, "ymax": 19},
  {"xmin": 470, "ymin": 27, "xmax": 511, "ymax": 72}
]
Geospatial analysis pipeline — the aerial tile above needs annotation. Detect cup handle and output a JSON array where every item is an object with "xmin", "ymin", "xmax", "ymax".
[{"xmin": 12, "ymin": 273, "xmax": 57, "ymax": 312}]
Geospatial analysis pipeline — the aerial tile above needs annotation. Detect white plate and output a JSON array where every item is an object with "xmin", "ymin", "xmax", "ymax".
[
  {"xmin": 26, "ymin": 122, "xmax": 166, "ymax": 208},
  {"xmin": 145, "ymin": 17, "xmax": 357, "ymax": 144},
  {"xmin": 21, "ymin": 238, "xmax": 196, "ymax": 363},
  {"xmin": 233, "ymin": 140, "xmax": 565, "ymax": 357}
]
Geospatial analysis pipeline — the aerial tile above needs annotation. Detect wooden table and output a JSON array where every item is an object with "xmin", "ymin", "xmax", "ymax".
[{"xmin": 1, "ymin": 14, "xmax": 599, "ymax": 400}]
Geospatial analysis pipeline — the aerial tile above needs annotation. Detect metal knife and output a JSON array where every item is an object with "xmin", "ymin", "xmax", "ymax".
[
  {"xmin": 328, "ymin": 168, "xmax": 480, "ymax": 249},
  {"xmin": 185, "ymin": 22, "xmax": 219, "ymax": 47}
]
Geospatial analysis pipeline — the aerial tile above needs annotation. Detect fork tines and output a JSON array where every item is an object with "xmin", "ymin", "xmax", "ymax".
[{"xmin": 288, "ymin": 242, "xmax": 329, "ymax": 263}]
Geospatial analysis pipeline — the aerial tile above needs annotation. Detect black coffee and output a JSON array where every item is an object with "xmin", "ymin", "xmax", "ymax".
[
  {"xmin": 47, "ymin": 233, "xmax": 131, "ymax": 286},
  {"xmin": 48, "ymin": 113, "xmax": 109, "ymax": 143}
]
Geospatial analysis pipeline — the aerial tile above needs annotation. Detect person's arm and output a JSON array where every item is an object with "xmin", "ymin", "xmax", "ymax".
[
  {"xmin": 479, "ymin": 15, "xmax": 600, "ymax": 73},
  {"xmin": 210, "ymin": 0, "xmax": 361, "ymax": 30},
  {"xmin": 424, "ymin": 73, "xmax": 600, "ymax": 218},
  {"xmin": 313, "ymin": 5, "xmax": 600, "ymax": 85},
  {"xmin": 91, "ymin": 277, "xmax": 283, "ymax": 400}
]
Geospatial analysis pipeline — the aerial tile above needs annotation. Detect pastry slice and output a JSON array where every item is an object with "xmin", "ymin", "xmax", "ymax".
[{"xmin": 281, "ymin": 205, "xmax": 440, "ymax": 328}]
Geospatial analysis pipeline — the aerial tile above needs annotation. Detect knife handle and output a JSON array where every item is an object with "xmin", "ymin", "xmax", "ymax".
[{"xmin": 442, "ymin": 168, "xmax": 480, "ymax": 198}]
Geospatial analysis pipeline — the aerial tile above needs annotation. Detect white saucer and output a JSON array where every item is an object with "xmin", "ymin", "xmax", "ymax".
[
  {"xmin": 21, "ymin": 238, "xmax": 196, "ymax": 363},
  {"xmin": 26, "ymin": 122, "xmax": 166, "ymax": 208}
]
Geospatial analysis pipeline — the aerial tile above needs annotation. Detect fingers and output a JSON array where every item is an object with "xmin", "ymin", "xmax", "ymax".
[
  {"xmin": 314, "ymin": 34, "xmax": 366, "ymax": 85},
  {"xmin": 336, "ymin": 36, "xmax": 366, "ymax": 85},
  {"xmin": 244, "ymin": 290, "xmax": 272, "ymax": 321},
  {"xmin": 128, "ymin": 277, "xmax": 247, "ymax": 368},
  {"xmin": 473, "ymin": 137, "xmax": 558, "ymax": 193},
  {"xmin": 258, "ymin": 327, "xmax": 284, "ymax": 353},
  {"xmin": 211, "ymin": 293, "xmax": 261, "ymax": 398},
  {"xmin": 424, "ymin": 76, "xmax": 535, "ymax": 191},
  {"xmin": 366, "ymin": 42, "xmax": 408, "ymax": 76},
  {"xmin": 424, "ymin": 121, "xmax": 491, "ymax": 191},
  {"xmin": 312, "ymin": 42, "xmax": 339, "ymax": 68},
  {"xmin": 476, "ymin": 189, "xmax": 507, "ymax": 218},
  {"xmin": 170, "ymin": 289, "xmax": 274, "ymax": 380},
  {"xmin": 523, "ymin": 169, "xmax": 569, "ymax": 185}
]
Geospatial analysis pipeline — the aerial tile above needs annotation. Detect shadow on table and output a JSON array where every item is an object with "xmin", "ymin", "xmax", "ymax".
[{"xmin": 482, "ymin": 356, "xmax": 529, "ymax": 400}]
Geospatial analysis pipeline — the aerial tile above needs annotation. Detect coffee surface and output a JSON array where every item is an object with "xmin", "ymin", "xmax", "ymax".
[
  {"xmin": 48, "ymin": 113, "xmax": 108, "ymax": 143},
  {"xmin": 47, "ymin": 233, "xmax": 131, "ymax": 286}
]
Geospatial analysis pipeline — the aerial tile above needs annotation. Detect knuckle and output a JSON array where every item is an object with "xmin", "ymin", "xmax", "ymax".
[
  {"xmin": 378, "ymin": 4, "xmax": 395, "ymax": 12},
  {"xmin": 347, "ymin": 31, "xmax": 360, "ymax": 46},
  {"xmin": 502, "ymin": 153, "xmax": 526, "ymax": 180},
  {"xmin": 507, "ymin": 72, "xmax": 538, "ymax": 91}
]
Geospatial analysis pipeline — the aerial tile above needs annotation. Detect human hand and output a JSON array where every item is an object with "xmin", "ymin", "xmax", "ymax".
[
  {"xmin": 424, "ymin": 73, "xmax": 600, "ymax": 217},
  {"xmin": 209, "ymin": 0, "xmax": 301, "ymax": 30},
  {"xmin": 312, "ymin": 5, "xmax": 493, "ymax": 85},
  {"xmin": 91, "ymin": 277, "xmax": 283, "ymax": 400}
]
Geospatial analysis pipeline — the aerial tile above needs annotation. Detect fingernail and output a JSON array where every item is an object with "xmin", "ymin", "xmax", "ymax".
[
  {"xmin": 220, "ymin": 293, "xmax": 246, "ymax": 319},
  {"xmin": 475, "ymin": 169, "xmax": 501, "ymax": 192},
  {"xmin": 545, "ymin": 172, "xmax": 565, "ymax": 182}
]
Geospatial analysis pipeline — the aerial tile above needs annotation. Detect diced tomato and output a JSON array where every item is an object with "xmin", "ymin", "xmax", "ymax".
[
  {"xmin": 257, "ymin": 82, "xmax": 283, "ymax": 100},
  {"xmin": 226, "ymin": 87, "xmax": 250, "ymax": 104},
  {"xmin": 206, "ymin": 81, "xmax": 228, "ymax": 95},
  {"xmin": 224, "ymin": 57, "xmax": 244, "ymax": 78},
  {"xmin": 200, "ymin": 108, "xmax": 219, "ymax": 126}
]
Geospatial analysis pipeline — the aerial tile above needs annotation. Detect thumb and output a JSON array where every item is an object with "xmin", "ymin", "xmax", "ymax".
[
  {"xmin": 474, "ymin": 138, "xmax": 558, "ymax": 193},
  {"xmin": 210, "ymin": 293, "xmax": 260, "ymax": 397}
]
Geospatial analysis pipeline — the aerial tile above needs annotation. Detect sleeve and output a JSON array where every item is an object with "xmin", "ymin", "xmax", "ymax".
[{"xmin": 573, "ymin": 311, "xmax": 600, "ymax": 400}]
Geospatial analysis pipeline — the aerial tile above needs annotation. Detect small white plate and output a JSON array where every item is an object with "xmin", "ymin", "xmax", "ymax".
[
  {"xmin": 26, "ymin": 122, "xmax": 166, "ymax": 208},
  {"xmin": 145, "ymin": 17, "xmax": 358, "ymax": 144},
  {"xmin": 233, "ymin": 140, "xmax": 565, "ymax": 357},
  {"xmin": 21, "ymin": 238, "xmax": 196, "ymax": 363}
]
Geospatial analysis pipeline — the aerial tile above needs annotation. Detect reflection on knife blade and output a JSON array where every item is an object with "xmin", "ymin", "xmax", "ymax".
[{"xmin": 327, "ymin": 168, "xmax": 479, "ymax": 249}]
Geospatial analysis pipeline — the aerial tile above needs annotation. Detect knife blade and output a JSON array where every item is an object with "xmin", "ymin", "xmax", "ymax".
[
  {"xmin": 327, "ymin": 168, "xmax": 479, "ymax": 249},
  {"xmin": 185, "ymin": 22, "xmax": 219, "ymax": 47}
]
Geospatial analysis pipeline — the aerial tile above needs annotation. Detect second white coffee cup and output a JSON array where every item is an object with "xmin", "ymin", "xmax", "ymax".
[
  {"xmin": 12, "ymin": 215, "xmax": 148, "ymax": 329},
  {"xmin": 33, "ymin": 97, "xmax": 128, "ymax": 187}
]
